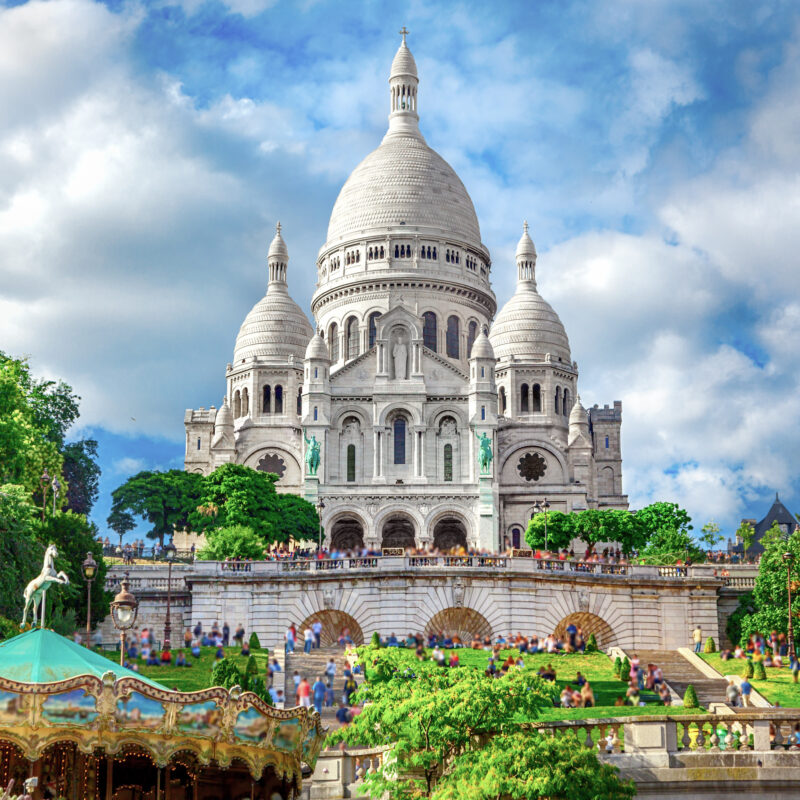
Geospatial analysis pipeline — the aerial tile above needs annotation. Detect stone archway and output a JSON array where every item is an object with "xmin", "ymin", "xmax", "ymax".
[
  {"xmin": 330, "ymin": 517, "xmax": 365, "ymax": 551},
  {"xmin": 296, "ymin": 610, "xmax": 365, "ymax": 647},
  {"xmin": 432, "ymin": 517, "xmax": 468, "ymax": 551},
  {"xmin": 381, "ymin": 515, "xmax": 416, "ymax": 549},
  {"xmin": 425, "ymin": 607, "xmax": 492, "ymax": 642},
  {"xmin": 554, "ymin": 612, "xmax": 616, "ymax": 649}
]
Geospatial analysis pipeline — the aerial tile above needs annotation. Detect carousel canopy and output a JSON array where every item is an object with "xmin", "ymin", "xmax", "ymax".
[{"xmin": 0, "ymin": 628, "xmax": 165, "ymax": 688}]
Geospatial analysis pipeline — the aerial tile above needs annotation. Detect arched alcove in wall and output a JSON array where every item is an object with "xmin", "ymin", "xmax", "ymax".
[
  {"xmin": 553, "ymin": 612, "xmax": 616, "ymax": 649},
  {"xmin": 381, "ymin": 515, "xmax": 416, "ymax": 549},
  {"xmin": 296, "ymin": 610, "xmax": 365, "ymax": 647},
  {"xmin": 425, "ymin": 607, "xmax": 492, "ymax": 642},
  {"xmin": 330, "ymin": 517, "xmax": 365, "ymax": 550},
  {"xmin": 431, "ymin": 517, "xmax": 468, "ymax": 551}
]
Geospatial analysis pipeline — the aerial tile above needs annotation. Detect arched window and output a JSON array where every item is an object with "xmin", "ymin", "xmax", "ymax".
[
  {"xmin": 499, "ymin": 387, "xmax": 507, "ymax": 415},
  {"xmin": 467, "ymin": 320, "xmax": 478, "ymax": 357},
  {"xmin": 274, "ymin": 385, "xmax": 283, "ymax": 414},
  {"xmin": 446, "ymin": 250, "xmax": 450, "ymax": 263},
  {"xmin": 533, "ymin": 383, "xmax": 542, "ymax": 412},
  {"xmin": 313, "ymin": 406, "xmax": 318, "ymax": 421},
  {"xmin": 400, "ymin": 244, "xmax": 406, "ymax": 258},
  {"xmin": 296, "ymin": 387, "xmax": 302, "ymax": 415},
  {"xmin": 481, "ymin": 405, "xmax": 485, "ymax": 420},
  {"xmin": 234, "ymin": 390, "xmax": 241, "ymax": 418},
  {"xmin": 346, "ymin": 317, "xmax": 359, "ymax": 360},
  {"xmin": 433, "ymin": 247, "xmax": 437, "ymax": 259},
  {"xmin": 423, "ymin": 312, "xmax": 437, "ymax": 352},
  {"xmin": 555, "ymin": 387, "xmax": 561, "ymax": 416},
  {"xmin": 520, "ymin": 383, "xmax": 529, "ymax": 413},
  {"xmin": 368, "ymin": 312, "xmax": 381, "ymax": 348},
  {"xmin": 563, "ymin": 389, "xmax": 570, "ymax": 417},
  {"xmin": 262, "ymin": 385, "xmax": 271, "ymax": 413},
  {"xmin": 380, "ymin": 246, "xmax": 385, "ymax": 258},
  {"xmin": 346, "ymin": 444, "xmax": 356, "ymax": 482},
  {"xmin": 394, "ymin": 244, "xmax": 399, "ymax": 258},
  {"xmin": 328, "ymin": 322, "xmax": 339, "ymax": 362},
  {"xmin": 446, "ymin": 315, "xmax": 460, "ymax": 358},
  {"xmin": 443, "ymin": 444, "xmax": 453, "ymax": 482},
  {"xmin": 512, "ymin": 527, "xmax": 521, "ymax": 549},
  {"xmin": 242, "ymin": 387, "xmax": 249, "ymax": 416},
  {"xmin": 393, "ymin": 417, "xmax": 406, "ymax": 464}
]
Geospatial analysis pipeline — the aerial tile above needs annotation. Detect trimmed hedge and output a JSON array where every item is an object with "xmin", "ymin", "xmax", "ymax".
[
  {"xmin": 683, "ymin": 684, "xmax": 699, "ymax": 708},
  {"xmin": 744, "ymin": 660, "xmax": 754, "ymax": 679},
  {"xmin": 703, "ymin": 637, "xmax": 716, "ymax": 654},
  {"xmin": 585, "ymin": 633, "xmax": 599, "ymax": 653},
  {"xmin": 249, "ymin": 631, "xmax": 261, "ymax": 651},
  {"xmin": 753, "ymin": 660, "xmax": 767, "ymax": 681}
]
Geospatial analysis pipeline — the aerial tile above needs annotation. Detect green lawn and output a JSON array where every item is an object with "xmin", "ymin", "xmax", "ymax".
[
  {"xmin": 95, "ymin": 645, "xmax": 270, "ymax": 692},
  {"xmin": 700, "ymin": 653, "xmax": 800, "ymax": 708}
]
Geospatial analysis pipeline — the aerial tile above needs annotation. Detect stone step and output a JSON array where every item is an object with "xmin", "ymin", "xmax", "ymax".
[{"xmin": 633, "ymin": 649, "xmax": 729, "ymax": 708}]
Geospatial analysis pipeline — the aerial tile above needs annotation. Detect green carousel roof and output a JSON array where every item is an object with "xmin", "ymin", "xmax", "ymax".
[{"xmin": 0, "ymin": 628, "xmax": 166, "ymax": 689}]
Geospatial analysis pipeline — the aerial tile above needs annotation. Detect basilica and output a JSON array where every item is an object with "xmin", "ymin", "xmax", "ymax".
[{"xmin": 184, "ymin": 33, "xmax": 627, "ymax": 552}]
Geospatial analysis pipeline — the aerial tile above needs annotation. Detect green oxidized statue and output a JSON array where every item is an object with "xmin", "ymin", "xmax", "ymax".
[
  {"xmin": 304, "ymin": 430, "xmax": 321, "ymax": 476},
  {"xmin": 475, "ymin": 431, "xmax": 493, "ymax": 475}
]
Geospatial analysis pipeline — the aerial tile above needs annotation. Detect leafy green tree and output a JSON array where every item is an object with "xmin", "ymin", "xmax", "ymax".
[
  {"xmin": 739, "ymin": 529, "xmax": 800, "ymax": 645},
  {"xmin": 525, "ymin": 510, "xmax": 576, "ymax": 551},
  {"xmin": 211, "ymin": 658, "xmax": 242, "ymax": 689},
  {"xmin": 109, "ymin": 470, "xmax": 205, "ymax": 546},
  {"xmin": 736, "ymin": 521, "xmax": 756, "ymax": 557},
  {"xmin": 198, "ymin": 525, "xmax": 265, "ymax": 561},
  {"xmin": 329, "ymin": 647, "xmax": 630, "ymax": 800},
  {"xmin": 192, "ymin": 464, "xmax": 317, "ymax": 546},
  {"xmin": 760, "ymin": 520, "xmax": 786, "ymax": 550},
  {"xmin": 634, "ymin": 501, "xmax": 693, "ymax": 538},
  {"xmin": 106, "ymin": 507, "xmax": 136, "ymax": 548},
  {"xmin": 699, "ymin": 519, "xmax": 723, "ymax": 551},
  {"xmin": 639, "ymin": 527, "xmax": 704, "ymax": 565},
  {"xmin": 431, "ymin": 730, "xmax": 634, "ymax": 800},
  {"xmin": 753, "ymin": 661, "xmax": 767, "ymax": 681},
  {"xmin": 61, "ymin": 439, "xmax": 101, "ymax": 515},
  {"xmin": 726, "ymin": 590, "xmax": 754, "ymax": 647}
]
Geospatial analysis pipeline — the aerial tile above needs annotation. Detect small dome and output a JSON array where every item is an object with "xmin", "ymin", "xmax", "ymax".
[
  {"xmin": 305, "ymin": 332, "xmax": 330, "ymax": 361},
  {"xmin": 489, "ymin": 283, "xmax": 571, "ymax": 364},
  {"xmin": 233, "ymin": 286, "xmax": 314, "ymax": 363},
  {"xmin": 516, "ymin": 221, "xmax": 537, "ymax": 260},
  {"xmin": 391, "ymin": 39, "xmax": 417, "ymax": 78},
  {"xmin": 569, "ymin": 395, "xmax": 588, "ymax": 426},
  {"xmin": 215, "ymin": 397, "xmax": 233, "ymax": 428},
  {"xmin": 470, "ymin": 328, "xmax": 495, "ymax": 360},
  {"xmin": 268, "ymin": 222, "xmax": 288, "ymax": 260}
]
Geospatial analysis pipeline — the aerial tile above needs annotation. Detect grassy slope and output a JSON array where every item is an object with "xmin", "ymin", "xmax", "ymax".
[
  {"xmin": 96, "ymin": 645, "xmax": 270, "ymax": 692},
  {"xmin": 700, "ymin": 653, "xmax": 800, "ymax": 708}
]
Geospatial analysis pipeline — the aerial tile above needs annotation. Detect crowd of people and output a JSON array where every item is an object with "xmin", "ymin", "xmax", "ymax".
[{"xmin": 717, "ymin": 630, "xmax": 800, "ymax": 684}]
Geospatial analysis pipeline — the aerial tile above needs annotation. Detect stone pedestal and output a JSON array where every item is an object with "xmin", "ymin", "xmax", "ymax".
[{"xmin": 478, "ymin": 475, "xmax": 497, "ymax": 550}]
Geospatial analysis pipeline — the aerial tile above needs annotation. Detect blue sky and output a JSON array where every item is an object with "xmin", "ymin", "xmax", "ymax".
[{"xmin": 1, "ymin": 0, "xmax": 798, "ymax": 541}]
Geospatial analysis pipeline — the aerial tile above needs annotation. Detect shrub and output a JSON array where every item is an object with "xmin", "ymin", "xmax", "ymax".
[
  {"xmin": 0, "ymin": 616, "xmax": 19, "ymax": 641},
  {"xmin": 613, "ymin": 656, "xmax": 622, "ymax": 677},
  {"xmin": 211, "ymin": 658, "xmax": 243, "ymax": 690},
  {"xmin": 247, "ymin": 675, "xmax": 271, "ymax": 705},
  {"xmin": 249, "ymin": 631, "xmax": 261, "ymax": 651},
  {"xmin": 246, "ymin": 654, "xmax": 259, "ymax": 676},
  {"xmin": 585, "ymin": 633, "xmax": 599, "ymax": 653},
  {"xmin": 683, "ymin": 684, "xmax": 699, "ymax": 708},
  {"xmin": 753, "ymin": 660, "xmax": 767, "ymax": 681},
  {"xmin": 620, "ymin": 657, "xmax": 631, "ymax": 682},
  {"xmin": 744, "ymin": 660, "xmax": 754, "ymax": 679},
  {"xmin": 703, "ymin": 637, "xmax": 716, "ymax": 654},
  {"xmin": 371, "ymin": 631, "xmax": 382, "ymax": 648}
]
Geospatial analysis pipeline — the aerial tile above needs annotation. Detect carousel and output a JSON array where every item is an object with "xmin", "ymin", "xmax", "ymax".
[{"xmin": 0, "ymin": 546, "xmax": 325, "ymax": 800}]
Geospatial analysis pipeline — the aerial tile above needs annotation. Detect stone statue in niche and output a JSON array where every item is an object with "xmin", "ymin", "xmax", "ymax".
[
  {"xmin": 343, "ymin": 417, "xmax": 360, "ymax": 436},
  {"xmin": 393, "ymin": 331, "xmax": 408, "ymax": 379},
  {"xmin": 439, "ymin": 417, "xmax": 457, "ymax": 436}
]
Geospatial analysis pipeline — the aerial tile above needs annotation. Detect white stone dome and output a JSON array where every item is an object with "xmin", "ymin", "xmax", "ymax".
[
  {"xmin": 305, "ymin": 331, "xmax": 329, "ymax": 361},
  {"xmin": 233, "ymin": 286, "xmax": 313, "ymax": 363},
  {"xmin": 489, "ymin": 283, "xmax": 571, "ymax": 364},
  {"xmin": 268, "ymin": 222, "xmax": 289, "ymax": 260},
  {"xmin": 470, "ymin": 328, "xmax": 495, "ymax": 360},
  {"xmin": 391, "ymin": 39, "xmax": 417, "ymax": 78},
  {"xmin": 325, "ymin": 135, "xmax": 482, "ymax": 247}
]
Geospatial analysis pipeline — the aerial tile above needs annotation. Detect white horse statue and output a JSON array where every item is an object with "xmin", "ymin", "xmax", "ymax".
[{"xmin": 21, "ymin": 543, "xmax": 70, "ymax": 629}]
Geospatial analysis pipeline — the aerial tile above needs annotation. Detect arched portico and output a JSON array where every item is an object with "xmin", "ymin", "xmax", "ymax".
[
  {"xmin": 554, "ymin": 612, "xmax": 616, "ymax": 649},
  {"xmin": 381, "ymin": 514, "xmax": 416, "ymax": 549},
  {"xmin": 296, "ymin": 610, "xmax": 365, "ymax": 647},
  {"xmin": 431, "ymin": 516, "xmax": 468, "ymax": 551},
  {"xmin": 425, "ymin": 607, "xmax": 492, "ymax": 642},
  {"xmin": 330, "ymin": 516, "xmax": 365, "ymax": 550}
]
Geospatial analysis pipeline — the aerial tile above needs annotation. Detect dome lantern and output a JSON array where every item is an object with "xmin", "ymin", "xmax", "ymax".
[
  {"xmin": 268, "ymin": 221, "xmax": 289, "ymax": 286},
  {"xmin": 516, "ymin": 220, "xmax": 537, "ymax": 286},
  {"xmin": 387, "ymin": 27, "xmax": 421, "ymax": 139}
]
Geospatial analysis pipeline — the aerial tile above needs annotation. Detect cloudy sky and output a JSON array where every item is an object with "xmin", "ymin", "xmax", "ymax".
[{"xmin": 2, "ymin": 0, "xmax": 798, "ymax": 540}]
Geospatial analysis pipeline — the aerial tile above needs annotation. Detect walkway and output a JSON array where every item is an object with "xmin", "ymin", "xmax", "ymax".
[{"xmin": 634, "ymin": 649, "xmax": 730, "ymax": 708}]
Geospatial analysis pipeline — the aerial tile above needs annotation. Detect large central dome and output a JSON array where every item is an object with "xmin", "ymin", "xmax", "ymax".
[{"xmin": 326, "ymin": 136, "xmax": 482, "ymax": 245}]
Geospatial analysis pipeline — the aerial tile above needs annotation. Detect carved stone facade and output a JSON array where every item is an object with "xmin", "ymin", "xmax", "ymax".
[{"xmin": 183, "ymin": 36, "xmax": 627, "ymax": 551}]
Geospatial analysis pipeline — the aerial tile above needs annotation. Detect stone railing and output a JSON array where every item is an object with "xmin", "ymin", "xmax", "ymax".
[{"xmin": 723, "ymin": 575, "xmax": 756, "ymax": 588}]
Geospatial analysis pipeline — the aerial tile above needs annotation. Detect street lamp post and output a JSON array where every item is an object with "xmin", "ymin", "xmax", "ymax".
[
  {"xmin": 163, "ymin": 543, "xmax": 176, "ymax": 650},
  {"xmin": 51, "ymin": 477, "xmax": 61, "ymax": 515},
  {"xmin": 316, "ymin": 499, "xmax": 325, "ymax": 553},
  {"xmin": 784, "ymin": 552, "xmax": 796, "ymax": 662},
  {"xmin": 39, "ymin": 469, "xmax": 50, "ymax": 523},
  {"xmin": 81, "ymin": 552, "xmax": 98, "ymax": 647},
  {"xmin": 533, "ymin": 498, "xmax": 551, "ymax": 552},
  {"xmin": 110, "ymin": 576, "xmax": 138, "ymax": 666}
]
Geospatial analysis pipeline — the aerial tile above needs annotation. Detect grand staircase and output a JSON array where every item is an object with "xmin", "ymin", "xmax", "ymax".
[
  {"xmin": 634, "ymin": 649, "xmax": 729, "ymax": 708},
  {"xmin": 285, "ymin": 646, "xmax": 363, "ymax": 721}
]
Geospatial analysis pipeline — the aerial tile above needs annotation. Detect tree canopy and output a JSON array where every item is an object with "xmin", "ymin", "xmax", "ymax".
[
  {"xmin": 328, "ymin": 646, "xmax": 633, "ymax": 800},
  {"xmin": 198, "ymin": 525, "xmax": 266, "ymax": 560}
]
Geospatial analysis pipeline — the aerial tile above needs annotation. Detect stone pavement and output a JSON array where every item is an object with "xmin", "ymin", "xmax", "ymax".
[{"xmin": 634, "ymin": 648, "xmax": 730, "ymax": 708}]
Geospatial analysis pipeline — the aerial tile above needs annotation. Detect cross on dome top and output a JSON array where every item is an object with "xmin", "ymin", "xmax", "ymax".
[{"xmin": 399, "ymin": 26, "xmax": 409, "ymax": 44}]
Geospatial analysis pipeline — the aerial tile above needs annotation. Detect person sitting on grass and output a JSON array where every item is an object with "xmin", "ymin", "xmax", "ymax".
[
  {"xmin": 127, "ymin": 643, "xmax": 138, "ymax": 659},
  {"xmin": 449, "ymin": 652, "xmax": 460, "ymax": 668},
  {"xmin": 146, "ymin": 651, "xmax": 160, "ymax": 667},
  {"xmin": 191, "ymin": 640, "xmax": 201, "ymax": 658},
  {"xmin": 175, "ymin": 651, "xmax": 191, "ymax": 667},
  {"xmin": 160, "ymin": 648, "xmax": 171, "ymax": 664},
  {"xmin": 614, "ymin": 695, "xmax": 625, "ymax": 706},
  {"xmin": 560, "ymin": 685, "xmax": 575, "ymax": 708},
  {"xmin": 240, "ymin": 639, "xmax": 250, "ymax": 657},
  {"xmin": 574, "ymin": 671, "xmax": 586, "ymax": 688},
  {"xmin": 543, "ymin": 663, "xmax": 556, "ymax": 681},
  {"xmin": 581, "ymin": 680, "xmax": 595, "ymax": 708},
  {"xmin": 515, "ymin": 656, "xmax": 525, "ymax": 669},
  {"xmin": 387, "ymin": 633, "xmax": 399, "ymax": 647},
  {"xmin": 215, "ymin": 645, "xmax": 225, "ymax": 660},
  {"xmin": 659, "ymin": 683, "xmax": 671, "ymax": 705},
  {"xmin": 625, "ymin": 681, "xmax": 641, "ymax": 706},
  {"xmin": 335, "ymin": 704, "xmax": 352, "ymax": 726}
]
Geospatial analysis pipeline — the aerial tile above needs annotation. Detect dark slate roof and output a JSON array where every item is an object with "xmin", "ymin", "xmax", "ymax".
[{"xmin": 749, "ymin": 494, "xmax": 799, "ymax": 555}]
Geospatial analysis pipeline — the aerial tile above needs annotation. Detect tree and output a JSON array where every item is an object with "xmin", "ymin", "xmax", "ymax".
[
  {"xmin": 109, "ymin": 470, "xmax": 205, "ymax": 546},
  {"xmin": 699, "ymin": 519, "xmax": 723, "ymax": 551},
  {"xmin": 736, "ymin": 521, "xmax": 756, "ymax": 557},
  {"xmin": 107, "ymin": 507, "xmax": 136, "ymax": 548},
  {"xmin": 760, "ymin": 520, "xmax": 786, "ymax": 550},
  {"xmin": 525, "ymin": 510, "xmax": 576, "ymax": 551},
  {"xmin": 61, "ymin": 439, "xmax": 101, "ymax": 515},
  {"xmin": 634, "ymin": 501, "xmax": 693, "ymax": 538},
  {"xmin": 328, "ymin": 647, "xmax": 631, "ymax": 800},
  {"xmin": 738, "ymin": 529, "xmax": 800, "ymax": 645},
  {"xmin": 198, "ymin": 525, "xmax": 265, "ymax": 561},
  {"xmin": 639, "ymin": 527, "xmax": 704, "ymax": 565},
  {"xmin": 683, "ymin": 685, "xmax": 699, "ymax": 708},
  {"xmin": 192, "ymin": 464, "xmax": 318, "ymax": 546}
]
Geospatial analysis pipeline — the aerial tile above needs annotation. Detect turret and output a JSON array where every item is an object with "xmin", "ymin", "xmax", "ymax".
[
  {"xmin": 469, "ymin": 327, "xmax": 497, "ymax": 426},
  {"xmin": 386, "ymin": 27, "xmax": 421, "ymax": 139},
  {"xmin": 211, "ymin": 396, "xmax": 236, "ymax": 467},
  {"xmin": 303, "ymin": 331, "xmax": 331, "ymax": 425},
  {"xmin": 516, "ymin": 220, "xmax": 537, "ymax": 285}
]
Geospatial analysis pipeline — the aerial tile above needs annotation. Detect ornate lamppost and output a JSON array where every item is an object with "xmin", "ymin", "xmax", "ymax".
[
  {"xmin": 81, "ymin": 552, "xmax": 98, "ymax": 646},
  {"xmin": 51, "ymin": 476, "xmax": 61, "ymax": 515},
  {"xmin": 784, "ymin": 552, "xmax": 796, "ymax": 662},
  {"xmin": 316, "ymin": 499, "xmax": 325, "ymax": 553},
  {"xmin": 110, "ymin": 576, "xmax": 138, "ymax": 666},
  {"xmin": 533, "ymin": 498, "xmax": 551, "ymax": 552},
  {"xmin": 163, "ymin": 542, "xmax": 176, "ymax": 650},
  {"xmin": 39, "ymin": 469, "xmax": 50, "ymax": 522}
]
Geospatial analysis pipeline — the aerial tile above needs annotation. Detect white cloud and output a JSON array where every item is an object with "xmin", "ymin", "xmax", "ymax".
[{"xmin": 112, "ymin": 457, "xmax": 147, "ymax": 475}]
